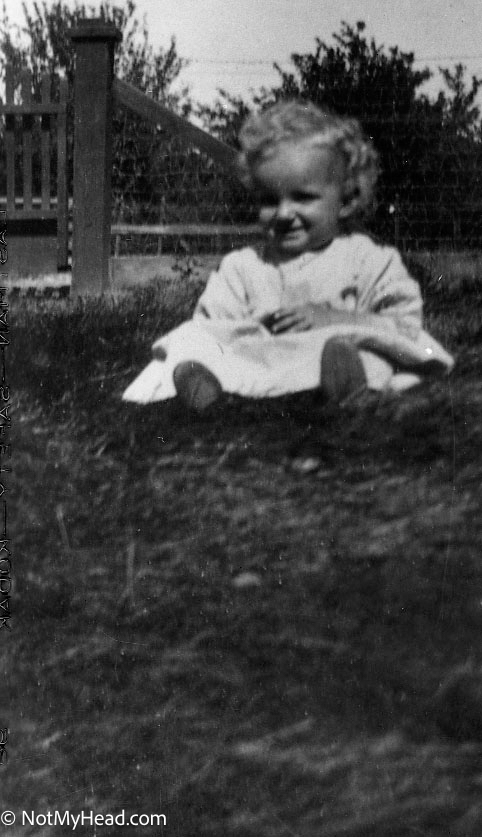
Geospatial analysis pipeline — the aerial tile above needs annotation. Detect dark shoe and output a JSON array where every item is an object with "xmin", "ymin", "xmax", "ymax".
[
  {"xmin": 173, "ymin": 361, "xmax": 222, "ymax": 412},
  {"xmin": 320, "ymin": 337, "xmax": 367, "ymax": 403}
]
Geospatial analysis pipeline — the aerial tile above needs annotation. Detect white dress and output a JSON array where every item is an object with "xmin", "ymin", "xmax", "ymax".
[{"xmin": 123, "ymin": 234, "xmax": 454, "ymax": 404}]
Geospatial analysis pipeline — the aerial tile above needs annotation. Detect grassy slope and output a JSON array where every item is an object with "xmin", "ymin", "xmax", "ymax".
[{"xmin": 6, "ymin": 266, "xmax": 482, "ymax": 836}]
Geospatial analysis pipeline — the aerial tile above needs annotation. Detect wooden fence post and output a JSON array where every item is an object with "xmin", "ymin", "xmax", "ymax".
[{"xmin": 69, "ymin": 20, "xmax": 121, "ymax": 295}]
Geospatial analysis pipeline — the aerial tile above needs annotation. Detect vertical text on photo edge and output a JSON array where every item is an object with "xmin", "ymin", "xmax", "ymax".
[{"xmin": 0, "ymin": 209, "xmax": 12, "ymax": 635}]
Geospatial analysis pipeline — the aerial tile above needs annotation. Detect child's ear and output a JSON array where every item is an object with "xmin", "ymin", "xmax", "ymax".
[{"xmin": 339, "ymin": 187, "xmax": 360, "ymax": 220}]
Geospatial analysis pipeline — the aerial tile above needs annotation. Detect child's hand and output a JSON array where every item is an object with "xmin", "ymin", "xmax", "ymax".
[{"xmin": 261, "ymin": 304, "xmax": 350, "ymax": 333}]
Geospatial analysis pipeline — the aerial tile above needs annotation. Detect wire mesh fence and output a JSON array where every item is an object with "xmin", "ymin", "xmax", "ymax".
[
  {"xmin": 110, "ymin": 104, "xmax": 482, "ymax": 256},
  {"xmin": 110, "ymin": 109, "xmax": 260, "ymax": 258},
  {"xmin": 2, "ymin": 77, "xmax": 482, "ymax": 262}
]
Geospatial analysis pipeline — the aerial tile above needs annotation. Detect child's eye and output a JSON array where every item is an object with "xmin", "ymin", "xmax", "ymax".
[{"xmin": 292, "ymin": 191, "xmax": 317, "ymax": 202}]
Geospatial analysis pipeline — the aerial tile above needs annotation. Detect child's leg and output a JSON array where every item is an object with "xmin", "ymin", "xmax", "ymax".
[
  {"xmin": 358, "ymin": 350, "xmax": 423, "ymax": 392},
  {"xmin": 173, "ymin": 361, "xmax": 223, "ymax": 412},
  {"xmin": 320, "ymin": 338, "xmax": 368, "ymax": 402},
  {"xmin": 319, "ymin": 340, "xmax": 423, "ymax": 402},
  {"xmin": 358, "ymin": 349, "xmax": 394, "ymax": 391}
]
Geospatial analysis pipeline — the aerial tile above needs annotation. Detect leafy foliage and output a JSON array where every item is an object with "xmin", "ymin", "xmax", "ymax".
[
  {"xmin": 271, "ymin": 22, "xmax": 482, "ymax": 245},
  {"xmin": 0, "ymin": 0, "xmax": 189, "ymax": 104},
  {"xmin": 201, "ymin": 21, "xmax": 482, "ymax": 247},
  {"xmin": 197, "ymin": 89, "xmax": 253, "ymax": 147},
  {"xmin": 272, "ymin": 21, "xmax": 430, "ymax": 109},
  {"xmin": 0, "ymin": 0, "xmax": 192, "ymax": 219}
]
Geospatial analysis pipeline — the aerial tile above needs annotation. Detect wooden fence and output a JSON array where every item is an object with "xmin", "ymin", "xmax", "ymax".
[
  {"xmin": 68, "ymin": 20, "xmax": 249, "ymax": 295},
  {"xmin": 1, "ymin": 22, "xmax": 253, "ymax": 292},
  {"xmin": 0, "ymin": 67, "xmax": 68, "ymax": 276}
]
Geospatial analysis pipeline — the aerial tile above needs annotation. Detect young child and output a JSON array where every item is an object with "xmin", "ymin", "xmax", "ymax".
[{"xmin": 123, "ymin": 101, "xmax": 454, "ymax": 411}]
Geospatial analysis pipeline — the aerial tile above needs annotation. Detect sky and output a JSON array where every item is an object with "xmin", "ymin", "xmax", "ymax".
[{"xmin": 4, "ymin": 0, "xmax": 482, "ymax": 106}]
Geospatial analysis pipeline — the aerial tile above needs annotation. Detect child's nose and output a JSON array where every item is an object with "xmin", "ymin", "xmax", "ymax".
[{"xmin": 275, "ymin": 199, "xmax": 295, "ymax": 220}]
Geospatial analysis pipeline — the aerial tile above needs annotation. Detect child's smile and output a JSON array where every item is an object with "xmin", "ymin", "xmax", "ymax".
[{"xmin": 253, "ymin": 141, "xmax": 346, "ymax": 256}]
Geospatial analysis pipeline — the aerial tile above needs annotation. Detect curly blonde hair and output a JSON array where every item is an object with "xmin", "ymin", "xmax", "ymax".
[{"xmin": 237, "ymin": 100, "xmax": 379, "ymax": 225}]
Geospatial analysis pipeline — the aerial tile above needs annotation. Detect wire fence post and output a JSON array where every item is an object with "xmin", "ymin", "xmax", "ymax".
[
  {"xmin": 393, "ymin": 193, "xmax": 400, "ymax": 249},
  {"xmin": 69, "ymin": 20, "xmax": 121, "ymax": 295}
]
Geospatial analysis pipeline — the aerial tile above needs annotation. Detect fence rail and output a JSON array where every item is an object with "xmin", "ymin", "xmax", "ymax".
[
  {"xmin": 111, "ymin": 223, "xmax": 261, "ymax": 236},
  {"xmin": 114, "ymin": 79, "xmax": 237, "ymax": 173}
]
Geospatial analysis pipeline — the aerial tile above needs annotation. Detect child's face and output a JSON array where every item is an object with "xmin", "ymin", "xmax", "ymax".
[{"xmin": 253, "ymin": 141, "xmax": 346, "ymax": 256}]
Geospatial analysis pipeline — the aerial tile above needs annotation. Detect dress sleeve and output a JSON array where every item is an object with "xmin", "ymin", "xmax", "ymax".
[
  {"xmin": 193, "ymin": 251, "xmax": 252, "ymax": 321},
  {"xmin": 355, "ymin": 239, "xmax": 423, "ymax": 340}
]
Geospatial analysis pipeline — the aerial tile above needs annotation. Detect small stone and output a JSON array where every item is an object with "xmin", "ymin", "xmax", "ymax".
[
  {"xmin": 232, "ymin": 572, "xmax": 262, "ymax": 589},
  {"xmin": 291, "ymin": 457, "xmax": 321, "ymax": 474}
]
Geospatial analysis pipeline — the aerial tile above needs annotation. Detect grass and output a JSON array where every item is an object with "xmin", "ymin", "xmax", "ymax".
[{"xmin": 5, "ymin": 263, "xmax": 482, "ymax": 836}]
